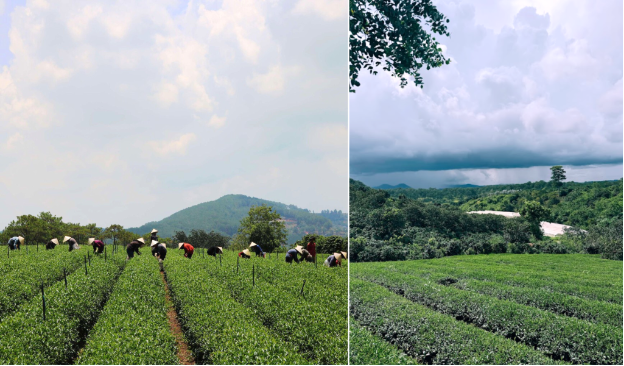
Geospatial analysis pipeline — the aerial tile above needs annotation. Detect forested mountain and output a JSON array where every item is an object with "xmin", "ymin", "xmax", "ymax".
[
  {"xmin": 374, "ymin": 183, "xmax": 412, "ymax": 190},
  {"xmin": 381, "ymin": 179, "xmax": 622, "ymax": 229},
  {"xmin": 127, "ymin": 194, "xmax": 346, "ymax": 244}
]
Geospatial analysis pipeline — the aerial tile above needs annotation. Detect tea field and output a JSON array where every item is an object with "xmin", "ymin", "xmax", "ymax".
[
  {"xmin": 0, "ymin": 248, "xmax": 347, "ymax": 364},
  {"xmin": 350, "ymin": 254, "xmax": 623, "ymax": 365}
]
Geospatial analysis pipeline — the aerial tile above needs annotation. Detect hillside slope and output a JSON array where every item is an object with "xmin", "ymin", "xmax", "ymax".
[{"xmin": 128, "ymin": 194, "xmax": 347, "ymax": 244}]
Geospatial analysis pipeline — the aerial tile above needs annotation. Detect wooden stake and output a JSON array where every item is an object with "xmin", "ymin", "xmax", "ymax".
[
  {"xmin": 299, "ymin": 279, "xmax": 306, "ymax": 298},
  {"xmin": 104, "ymin": 246, "xmax": 107, "ymax": 261},
  {"xmin": 84, "ymin": 256, "xmax": 88, "ymax": 276},
  {"xmin": 41, "ymin": 283, "xmax": 46, "ymax": 321},
  {"xmin": 237, "ymin": 255, "xmax": 239, "ymax": 274},
  {"xmin": 252, "ymin": 264, "xmax": 255, "ymax": 287},
  {"xmin": 220, "ymin": 253, "xmax": 222, "ymax": 267},
  {"xmin": 63, "ymin": 268, "xmax": 67, "ymax": 289}
]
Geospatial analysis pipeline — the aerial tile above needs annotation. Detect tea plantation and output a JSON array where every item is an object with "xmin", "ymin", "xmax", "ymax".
[
  {"xmin": 350, "ymin": 254, "xmax": 623, "ymax": 365},
  {"xmin": 0, "ymin": 247, "xmax": 347, "ymax": 364}
]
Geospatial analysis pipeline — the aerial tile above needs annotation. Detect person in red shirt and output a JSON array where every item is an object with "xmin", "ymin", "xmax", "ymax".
[
  {"xmin": 238, "ymin": 249, "xmax": 251, "ymax": 259},
  {"xmin": 178, "ymin": 242, "xmax": 194, "ymax": 259},
  {"xmin": 306, "ymin": 237, "xmax": 317, "ymax": 261}
]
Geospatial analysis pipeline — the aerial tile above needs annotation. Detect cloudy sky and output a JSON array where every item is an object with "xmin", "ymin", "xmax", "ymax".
[
  {"xmin": 350, "ymin": 0, "xmax": 623, "ymax": 188},
  {"xmin": 0, "ymin": 0, "xmax": 347, "ymax": 228}
]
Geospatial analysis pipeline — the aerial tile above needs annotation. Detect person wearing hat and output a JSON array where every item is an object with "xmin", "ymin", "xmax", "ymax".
[
  {"xmin": 151, "ymin": 240, "xmax": 168, "ymax": 271},
  {"xmin": 238, "ymin": 249, "xmax": 251, "ymax": 259},
  {"xmin": 46, "ymin": 238, "xmax": 59, "ymax": 250},
  {"xmin": 306, "ymin": 237, "xmax": 317, "ymax": 261},
  {"xmin": 324, "ymin": 251, "xmax": 348, "ymax": 267},
  {"xmin": 249, "ymin": 242, "xmax": 265, "ymax": 258},
  {"xmin": 301, "ymin": 248, "xmax": 314, "ymax": 262},
  {"xmin": 126, "ymin": 238, "xmax": 144, "ymax": 260},
  {"xmin": 7, "ymin": 236, "xmax": 24, "ymax": 250},
  {"xmin": 179, "ymin": 242, "xmax": 194, "ymax": 259},
  {"xmin": 285, "ymin": 246, "xmax": 304, "ymax": 264},
  {"xmin": 150, "ymin": 229, "xmax": 159, "ymax": 243},
  {"xmin": 207, "ymin": 246, "xmax": 223, "ymax": 257},
  {"xmin": 63, "ymin": 236, "xmax": 79, "ymax": 251},
  {"xmin": 89, "ymin": 238, "xmax": 105, "ymax": 254}
]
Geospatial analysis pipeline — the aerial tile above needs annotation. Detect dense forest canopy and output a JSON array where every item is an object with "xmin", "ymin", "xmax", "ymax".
[
  {"xmin": 350, "ymin": 179, "xmax": 622, "ymax": 262},
  {"xmin": 380, "ymin": 179, "xmax": 622, "ymax": 229}
]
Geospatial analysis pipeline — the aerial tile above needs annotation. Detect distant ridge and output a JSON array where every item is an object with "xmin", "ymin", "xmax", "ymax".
[
  {"xmin": 374, "ymin": 183, "xmax": 412, "ymax": 190},
  {"xmin": 446, "ymin": 184, "xmax": 481, "ymax": 188},
  {"xmin": 127, "ymin": 194, "xmax": 346, "ymax": 244}
]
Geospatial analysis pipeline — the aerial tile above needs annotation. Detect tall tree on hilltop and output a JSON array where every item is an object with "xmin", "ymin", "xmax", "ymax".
[{"xmin": 550, "ymin": 166, "xmax": 566, "ymax": 187}]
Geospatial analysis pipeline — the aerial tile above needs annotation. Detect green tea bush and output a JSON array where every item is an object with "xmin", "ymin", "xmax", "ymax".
[
  {"xmin": 351, "ymin": 279, "xmax": 556, "ymax": 364},
  {"xmin": 0, "ymin": 250, "xmax": 84, "ymax": 321},
  {"xmin": 0, "ymin": 256, "xmax": 125, "ymax": 364},
  {"xmin": 77, "ymin": 252, "xmax": 178, "ymax": 364},
  {"xmin": 355, "ymin": 269, "xmax": 623, "ymax": 364},
  {"xmin": 164, "ymin": 255, "xmax": 309, "ymax": 365},
  {"xmin": 349, "ymin": 318, "xmax": 416, "ymax": 365},
  {"xmin": 181, "ymin": 252, "xmax": 347, "ymax": 364}
]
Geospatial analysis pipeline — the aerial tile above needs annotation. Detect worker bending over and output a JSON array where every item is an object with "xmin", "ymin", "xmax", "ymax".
[
  {"xmin": 249, "ymin": 242, "xmax": 265, "ymax": 257},
  {"xmin": 46, "ymin": 238, "xmax": 59, "ymax": 250},
  {"xmin": 7, "ymin": 236, "xmax": 24, "ymax": 250},
  {"xmin": 89, "ymin": 238, "xmax": 105, "ymax": 254},
  {"xmin": 324, "ymin": 251, "xmax": 347, "ymax": 267},
  {"xmin": 179, "ymin": 242, "xmax": 194, "ymax": 259},
  {"xmin": 238, "ymin": 249, "xmax": 251, "ymax": 259},
  {"xmin": 126, "ymin": 237, "xmax": 144, "ymax": 260},
  {"xmin": 63, "ymin": 236, "xmax": 79, "ymax": 251},
  {"xmin": 151, "ymin": 240, "xmax": 168, "ymax": 271},
  {"xmin": 207, "ymin": 246, "xmax": 223, "ymax": 257}
]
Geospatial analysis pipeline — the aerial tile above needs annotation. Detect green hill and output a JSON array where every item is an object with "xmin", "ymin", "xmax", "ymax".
[{"xmin": 127, "ymin": 194, "xmax": 347, "ymax": 244}]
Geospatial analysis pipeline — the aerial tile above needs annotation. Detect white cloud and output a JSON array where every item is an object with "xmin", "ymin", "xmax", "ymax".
[
  {"xmin": 67, "ymin": 5, "xmax": 102, "ymax": 39},
  {"xmin": 248, "ymin": 64, "xmax": 299, "ymax": 94},
  {"xmin": 4, "ymin": 132, "xmax": 23, "ymax": 150},
  {"xmin": 536, "ymin": 39, "xmax": 599, "ymax": 81},
  {"xmin": 148, "ymin": 133, "xmax": 197, "ymax": 157},
  {"xmin": 208, "ymin": 114, "xmax": 226, "ymax": 128},
  {"xmin": 350, "ymin": 0, "xmax": 622, "ymax": 180},
  {"xmin": 292, "ymin": 0, "xmax": 344, "ymax": 21},
  {"xmin": 0, "ymin": 0, "xmax": 347, "ymax": 228}
]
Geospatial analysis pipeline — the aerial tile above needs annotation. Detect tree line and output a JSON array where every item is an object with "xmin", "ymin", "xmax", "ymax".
[
  {"xmin": 1, "ymin": 204, "xmax": 348, "ymax": 254},
  {"xmin": 350, "ymin": 179, "xmax": 622, "ymax": 262}
]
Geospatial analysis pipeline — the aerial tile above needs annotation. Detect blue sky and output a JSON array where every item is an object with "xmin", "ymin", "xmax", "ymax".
[
  {"xmin": 350, "ymin": 0, "xmax": 623, "ymax": 188},
  {"xmin": 0, "ymin": 0, "xmax": 347, "ymax": 227}
]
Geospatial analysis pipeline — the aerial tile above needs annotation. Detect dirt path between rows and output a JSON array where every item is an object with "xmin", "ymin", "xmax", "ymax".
[{"xmin": 161, "ymin": 271, "xmax": 195, "ymax": 365}]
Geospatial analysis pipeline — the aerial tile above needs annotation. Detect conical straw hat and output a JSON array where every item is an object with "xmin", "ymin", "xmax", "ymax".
[
  {"xmin": 334, "ymin": 252, "xmax": 341, "ymax": 260},
  {"xmin": 88, "ymin": 238, "xmax": 95, "ymax": 245},
  {"xmin": 17, "ymin": 236, "xmax": 24, "ymax": 244},
  {"xmin": 150, "ymin": 240, "xmax": 159, "ymax": 247},
  {"xmin": 178, "ymin": 243, "xmax": 185, "ymax": 249},
  {"xmin": 341, "ymin": 251, "xmax": 348, "ymax": 259},
  {"xmin": 151, "ymin": 229, "xmax": 158, "ymax": 234},
  {"xmin": 63, "ymin": 236, "xmax": 71, "ymax": 243},
  {"xmin": 51, "ymin": 238, "xmax": 59, "ymax": 246},
  {"xmin": 136, "ymin": 238, "xmax": 145, "ymax": 244},
  {"xmin": 295, "ymin": 246, "xmax": 304, "ymax": 254},
  {"xmin": 217, "ymin": 247, "xmax": 223, "ymax": 253},
  {"xmin": 242, "ymin": 249, "xmax": 251, "ymax": 256},
  {"xmin": 249, "ymin": 242, "xmax": 258, "ymax": 247}
]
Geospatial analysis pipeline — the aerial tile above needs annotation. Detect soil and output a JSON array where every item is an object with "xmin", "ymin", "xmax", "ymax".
[{"xmin": 161, "ymin": 271, "xmax": 195, "ymax": 365}]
